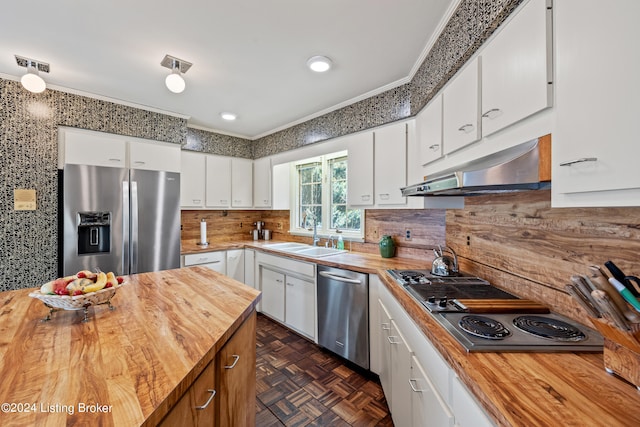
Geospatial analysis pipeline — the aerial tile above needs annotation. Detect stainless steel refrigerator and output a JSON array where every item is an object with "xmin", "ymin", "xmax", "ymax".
[{"xmin": 61, "ymin": 164, "xmax": 181, "ymax": 276}]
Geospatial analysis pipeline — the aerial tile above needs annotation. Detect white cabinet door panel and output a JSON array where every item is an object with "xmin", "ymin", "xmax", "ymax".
[
  {"xmin": 481, "ymin": 0, "xmax": 552, "ymax": 136},
  {"xmin": 205, "ymin": 155, "xmax": 232, "ymax": 208},
  {"xmin": 180, "ymin": 151, "xmax": 206, "ymax": 208},
  {"xmin": 417, "ymin": 95, "xmax": 443, "ymax": 166},
  {"xmin": 411, "ymin": 355, "xmax": 454, "ymax": 427},
  {"xmin": 285, "ymin": 276, "xmax": 315, "ymax": 339},
  {"xmin": 374, "ymin": 123, "xmax": 407, "ymax": 205},
  {"xmin": 261, "ymin": 267, "xmax": 285, "ymax": 322},
  {"xmin": 443, "ymin": 58, "xmax": 481, "ymax": 155},
  {"xmin": 347, "ymin": 132, "xmax": 375, "ymax": 207},
  {"xmin": 231, "ymin": 158, "xmax": 253, "ymax": 208},
  {"xmin": 129, "ymin": 141, "xmax": 180, "ymax": 172}
]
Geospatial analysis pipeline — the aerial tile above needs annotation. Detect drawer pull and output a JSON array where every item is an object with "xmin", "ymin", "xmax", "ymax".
[
  {"xmin": 195, "ymin": 389, "xmax": 216, "ymax": 410},
  {"xmin": 387, "ymin": 336, "xmax": 400, "ymax": 345},
  {"xmin": 428, "ymin": 144, "xmax": 440, "ymax": 150},
  {"xmin": 108, "ymin": 158, "xmax": 122, "ymax": 162},
  {"xmin": 457, "ymin": 124, "xmax": 474, "ymax": 133},
  {"xmin": 379, "ymin": 193, "xmax": 390, "ymax": 200},
  {"xmin": 224, "ymin": 355, "xmax": 240, "ymax": 369},
  {"xmin": 193, "ymin": 199, "xmax": 201, "ymax": 204},
  {"xmin": 409, "ymin": 379, "xmax": 424, "ymax": 393},
  {"xmin": 559, "ymin": 157, "xmax": 598, "ymax": 167},
  {"xmin": 381, "ymin": 323, "xmax": 390, "ymax": 331},
  {"xmin": 361, "ymin": 195, "xmax": 371, "ymax": 201},
  {"xmin": 481, "ymin": 108, "xmax": 501, "ymax": 119}
]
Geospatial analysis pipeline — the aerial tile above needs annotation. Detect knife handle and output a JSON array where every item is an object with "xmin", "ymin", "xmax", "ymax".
[
  {"xmin": 588, "ymin": 266, "xmax": 640, "ymax": 323},
  {"xmin": 565, "ymin": 284, "xmax": 601, "ymax": 319},
  {"xmin": 591, "ymin": 289, "xmax": 631, "ymax": 331}
]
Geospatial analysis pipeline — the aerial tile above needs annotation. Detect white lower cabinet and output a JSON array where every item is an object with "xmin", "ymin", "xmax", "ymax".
[
  {"xmin": 411, "ymin": 355, "xmax": 455, "ymax": 427},
  {"xmin": 260, "ymin": 267, "xmax": 285, "ymax": 322},
  {"xmin": 183, "ymin": 251, "xmax": 226, "ymax": 274},
  {"xmin": 285, "ymin": 275, "xmax": 315, "ymax": 338},
  {"xmin": 451, "ymin": 375, "xmax": 494, "ymax": 427},
  {"xmin": 389, "ymin": 319, "xmax": 413, "ymax": 427},
  {"xmin": 226, "ymin": 249, "xmax": 244, "ymax": 282},
  {"xmin": 256, "ymin": 252, "xmax": 317, "ymax": 341},
  {"xmin": 244, "ymin": 249, "xmax": 255, "ymax": 288},
  {"xmin": 376, "ymin": 280, "xmax": 494, "ymax": 427}
]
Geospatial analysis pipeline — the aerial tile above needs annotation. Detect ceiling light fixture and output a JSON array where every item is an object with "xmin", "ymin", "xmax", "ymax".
[
  {"xmin": 161, "ymin": 54, "xmax": 192, "ymax": 94},
  {"xmin": 307, "ymin": 55, "xmax": 332, "ymax": 73},
  {"xmin": 220, "ymin": 112, "xmax": 237, "ymax": 121},
  {"xmin": 15, "ymin": 55, "xmax": 49, "ymax": 93}
]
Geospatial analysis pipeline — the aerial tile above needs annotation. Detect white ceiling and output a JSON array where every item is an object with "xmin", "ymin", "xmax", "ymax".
[{"xmin": 1, "ymin": 0, "xmax": 456, "ymax": 139}]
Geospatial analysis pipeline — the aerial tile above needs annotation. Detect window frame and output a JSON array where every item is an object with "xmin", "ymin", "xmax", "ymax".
[{"xmin": 289, "ymin": 150, "xmax": 364, "ymax": 241}]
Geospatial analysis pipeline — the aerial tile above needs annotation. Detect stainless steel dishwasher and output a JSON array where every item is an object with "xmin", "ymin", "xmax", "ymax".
[{"xmin": 317, "ymin": 265, "xmax": 369, "ymax": 370}]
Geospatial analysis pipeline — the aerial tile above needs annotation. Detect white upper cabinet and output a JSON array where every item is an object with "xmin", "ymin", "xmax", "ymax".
[
  {"xmin": 374, "ymin": 122, "xmax": 407, "ymax": 205},
  {"xmin": 60, "ymin": 128, "xmax": 181, "ymax": 172},
  {"xmin": 272, "ymin": 163, "xmax": 291, "ymax": 210},
  {"xmin": 347, "ymin": 131, "xmax": 375, "ymax": 207},
  {"xmin": 59, "ymin": 128, "xmax": 126, "ymax": 168},
  {"xmin": 129, "ymin": 140, "xmax": 181, "ymax": 172},
  {"xmin": 552, "ymin": 0, "xmax": 640, "ymax": 206},
  {"xmin": 443, "ymin": 58, "xmax": 481, "ymax": 155},
  {"xmin": 205, "ymin": 155, "xmax": 231, "ymax": 208},
  {"xmin": 253, "ymin": 157, "xmax": 272, "ymax": 208},
  {"xmin": 416, "ymin": 94, "xmax": 443, "ymax": 166},
  {"xmin": 480, "ymin": 0, "xmax": 552, "ymax": 137},
  {"xmin": 231, "ymin": 158, "xmax": 253, "ymax": 208},
  {"xmin": 180, "ymin": 151, "xmax": 206, "ymax": 208}
]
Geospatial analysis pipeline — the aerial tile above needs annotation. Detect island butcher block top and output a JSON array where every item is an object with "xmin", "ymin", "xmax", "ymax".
[{"xmin": 0, "ymin": 266, "xmax": 260, "ymax": 426}]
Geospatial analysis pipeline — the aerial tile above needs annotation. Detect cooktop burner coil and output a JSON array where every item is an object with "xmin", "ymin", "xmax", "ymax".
[
  {"xmin": 513, "ymin": 315, "xmax": 587, "ymax": 342},
  {"xmin": 458, "ymin": 315, "xmax": 511, "ymax": 340}
]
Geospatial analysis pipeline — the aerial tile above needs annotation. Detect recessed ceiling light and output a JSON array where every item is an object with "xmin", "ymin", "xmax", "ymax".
[
  {"xmin": 307, "ymin": 56, "xmax": 332, "ymax": 73},
  {"xmin": 220, "ymin": 112, "xmax": 237, "ymax": 121}
]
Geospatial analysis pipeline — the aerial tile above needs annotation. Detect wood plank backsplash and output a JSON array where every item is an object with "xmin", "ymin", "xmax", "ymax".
[
  {"xmin": 446, "ymin": 190, "xmax": 640, "ymax": 325},
  {"xmin": 181, "ymin": 209, "xmax": 446, "ymax": 260}
]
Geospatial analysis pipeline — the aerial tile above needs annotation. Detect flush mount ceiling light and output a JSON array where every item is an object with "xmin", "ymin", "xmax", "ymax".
[
  {"xmin": 307, "ymin": 55, "xmax": 332, "ymax": 73},
  {"xmin": 220, "ymin": 112, "xmax": 237, "ymax": 121},
  {"xmin": 15, "ymin": 55, "xmax": 49, "ymax": 93},
  {"xmin": 161, "ymin": 54, "xmax": 192, "ymax": 94}
]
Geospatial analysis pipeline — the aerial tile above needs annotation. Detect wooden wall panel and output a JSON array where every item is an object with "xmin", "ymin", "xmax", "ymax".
[
  {"xmin": 447, "ymin": 190, "xmax": 640, "ymax": 325},
  {"xmin": 181, "ymin": 208, "xmax": 446, "ymax": 261}
]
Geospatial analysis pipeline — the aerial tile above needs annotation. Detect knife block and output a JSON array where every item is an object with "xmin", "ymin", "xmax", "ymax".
[{"xmin": 589, "ymin": 317, "xmax": 640, "ymax": 390}]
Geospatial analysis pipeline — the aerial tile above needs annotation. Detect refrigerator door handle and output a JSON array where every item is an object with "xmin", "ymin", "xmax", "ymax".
[
  {"xmin": 131, "ymin": 180, "xmax": 139, "ymax": 274},
  {"xmin": 122, "ymin": 180, "xmax": 130, "ymax": 275}
]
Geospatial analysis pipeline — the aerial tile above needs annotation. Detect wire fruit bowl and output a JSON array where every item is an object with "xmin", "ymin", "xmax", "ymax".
[{"xmin": 29, "ymin": 283, "xmax": 126, "ymax": 322}]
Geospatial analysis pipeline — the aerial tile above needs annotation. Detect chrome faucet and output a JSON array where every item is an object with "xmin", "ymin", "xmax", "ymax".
[
  {"xmin": 312, "ymin": 218, "xmax": 320, "ymax": 246},
  {"xmin": 326, "ymin": 235, "xmax": 335, "ymax": 248}
]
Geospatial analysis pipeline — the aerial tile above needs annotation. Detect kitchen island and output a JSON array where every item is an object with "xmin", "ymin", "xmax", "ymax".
[{"xmin": 0, "ymin": 266, "xmax": 260, "ymax": 426}]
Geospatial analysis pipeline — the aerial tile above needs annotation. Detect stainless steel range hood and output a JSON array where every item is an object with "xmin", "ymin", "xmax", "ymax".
[{"xmin": 402, "ymin": 136, "xmax": 551, "ymax": 197}]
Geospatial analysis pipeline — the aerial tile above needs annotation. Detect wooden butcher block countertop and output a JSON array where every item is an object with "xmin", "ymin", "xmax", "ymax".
[
  {"xmin": 0, "ymin": 266, "xmax": 260, "ymax": 427},
  {"xmin": 378, "ymin": 271, "xmax": 640, "ymax": 427}
]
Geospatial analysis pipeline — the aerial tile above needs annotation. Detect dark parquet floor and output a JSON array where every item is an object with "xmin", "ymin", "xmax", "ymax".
[{"xmin": 256, "ymin": 313, "xmax": 393, "ymax": 426}]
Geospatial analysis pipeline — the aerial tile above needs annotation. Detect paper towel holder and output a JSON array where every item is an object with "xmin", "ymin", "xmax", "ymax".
[{"xmin": 197, "ymin": 218, "xmax": 209, "ymax": 246}]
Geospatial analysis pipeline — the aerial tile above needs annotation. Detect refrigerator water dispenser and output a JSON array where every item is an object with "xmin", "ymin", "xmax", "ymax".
[{"xmin": 77, "ymin": 212, "xmax": 111, "ymax": 254}]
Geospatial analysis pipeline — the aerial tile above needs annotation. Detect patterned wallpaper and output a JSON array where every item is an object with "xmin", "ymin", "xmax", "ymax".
[
  {"xmin": 0, "ymin": 79, "xmax": 185, "ymax": 290},
  {"xmin": 0, "ymin": 0, "xmax": 523, "ymax": 289}
]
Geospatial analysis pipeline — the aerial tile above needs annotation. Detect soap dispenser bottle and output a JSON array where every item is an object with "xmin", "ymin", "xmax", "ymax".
[{"xmin": 337, "ymin": 235, "xmax": 344, "ymax": 250}]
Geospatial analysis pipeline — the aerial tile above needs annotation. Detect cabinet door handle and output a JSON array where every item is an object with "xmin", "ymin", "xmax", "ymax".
[
  {"xmin": 195, "ymin": 389, "xmax": 216, "ymax": 410},
  {"xmin": 108, "ymin": 158, "xmax": 122, "ymax": 162},
  {"xmin": 559, "ymin": 157, "xmax": 598, "ymax": 167},
  {"xmin": 287, "ymin": 282, "xmax": 294, "ymax": 286},
  {"xmin": 379, "ymin": 193, "xmax": 390, "ymax": 200},
  {"xmin": 133, "ymin": 160, "xmax": 145, "ymax": 165},
  {"xmin": 409, "ymin": 379, "xmax": 424, "ymax": 393},
  {"xmin": 224, "ymin": 355, "xmax": 240, "ymax": 369},
  {"xmin": 457, "ymin": 123, "xmax": 474, "ymax": 133},
  {"xmin": 193, "ymin": 199, "xmax": 202, "ymax": 204},
  {"xmin": 428, "ymin": 144, "xmax": 440, "ymax": 150},
  {"xmin": 481, "ymin": 108, "xmax": 501, "ymax": 119},
  {"xmin": 381, "ymin": 323, "xmax": 391, "ymax": 331},
  {"xmin": 387, "ymin": 336, "xmax": 400, "ymax": 344},
  {"xmin": 361, "ymin": 195, "xmax": 371, "ymax": 201},
  {"xmin": 220, "ymin": 199, "xmax": 228, "ymax": 204}
]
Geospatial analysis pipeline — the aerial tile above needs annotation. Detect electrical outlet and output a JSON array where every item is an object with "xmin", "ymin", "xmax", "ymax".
[
  {"xmin": 373, "ymin": 228, "xmax": 378, "ymax": 238},
  {"xmin": 405, "ymin": 229, "xmax": 411, "ymax": 241}
]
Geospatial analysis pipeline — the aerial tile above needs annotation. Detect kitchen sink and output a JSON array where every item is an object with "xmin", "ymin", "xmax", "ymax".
[
  {"xmin": 263, "ymin": 242, "xmax": 346, "ymax": 258},
  {"xmin": 293, "ymin": 247, "xmax": 346, "ymax": 257},
  {"xmin": 263, "ymin": 242, "xmax": 309, "ymax": 250}
]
